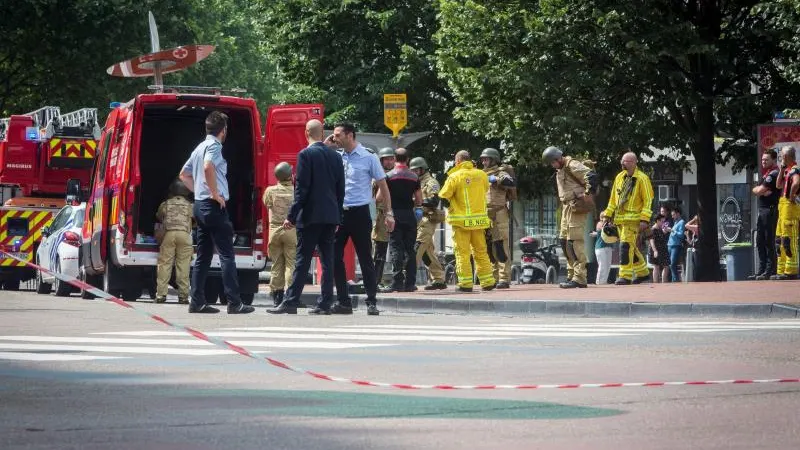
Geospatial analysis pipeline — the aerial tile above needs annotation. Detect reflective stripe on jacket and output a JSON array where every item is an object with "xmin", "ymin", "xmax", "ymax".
[
  {"xmin": 439, "ymin": 160, "xmax": 491, "ymax": 230},
  {"xmin": 603, "ymin": 168, "xmax": 654, "ymax": 223}
]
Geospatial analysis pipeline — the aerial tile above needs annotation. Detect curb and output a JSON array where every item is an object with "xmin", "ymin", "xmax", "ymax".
[{"xmin": 244, "ymin": 291, "xmax": 800, "ymax": 318}]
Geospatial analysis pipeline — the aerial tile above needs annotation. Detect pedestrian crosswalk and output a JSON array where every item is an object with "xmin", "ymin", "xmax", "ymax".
[{"xmin": 1, "ymin": 321, "xmax": 799, "ymax": 362}]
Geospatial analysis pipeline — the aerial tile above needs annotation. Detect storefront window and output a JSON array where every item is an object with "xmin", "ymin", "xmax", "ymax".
[{"xmin": 523, "ymin": 196, "xmax": 558, "ymax": 239}]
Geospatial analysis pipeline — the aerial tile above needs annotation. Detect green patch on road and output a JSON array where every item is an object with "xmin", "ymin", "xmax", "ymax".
[{"xmin": 177, "ymin": 389, "xmax": 622, "ymax": 420}]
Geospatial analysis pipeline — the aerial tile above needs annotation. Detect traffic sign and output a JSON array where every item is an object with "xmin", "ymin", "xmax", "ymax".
[{"xmin": 383, "ymin": 94, "xmax": 407, "ymax": 137}]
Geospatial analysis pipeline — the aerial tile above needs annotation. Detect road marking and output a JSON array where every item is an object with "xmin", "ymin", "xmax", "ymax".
[
  {"xmin": 0, "ymin": 351, "xmax": 126, "ymax": 362},
  {"xmin": 0, "ymin": 336, "xmax": 390, "ymax": 349}
]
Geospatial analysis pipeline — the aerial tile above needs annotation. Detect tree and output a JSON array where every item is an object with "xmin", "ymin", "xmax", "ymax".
[
  {"xmin": 436, "ymin": 0, "xmax": 800, "ymax": 281},
  {"xmin": 260, "ymin": 0, "xmax": 494, "ymax": 176},
  {"xmin": 0, "ymin": 1, "xmax": 280, "ymax": 119}
]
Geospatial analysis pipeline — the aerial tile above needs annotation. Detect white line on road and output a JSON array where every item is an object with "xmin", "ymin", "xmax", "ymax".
[
  {"xmin": 0, "ymin": 352, "xmax": 127, "ymax": 362},
  {"xmin": 94, "ymin": 329, "xmax": 634, "ymax": 339},
  {"xmin": 0, "ymin": 337, "xmax": 391, "ymax": 350}
]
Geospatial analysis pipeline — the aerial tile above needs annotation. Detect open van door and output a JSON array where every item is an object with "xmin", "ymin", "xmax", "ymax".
[{"xmin": 260, "ymin": 104, "xmax": 324, "ymax": 247}]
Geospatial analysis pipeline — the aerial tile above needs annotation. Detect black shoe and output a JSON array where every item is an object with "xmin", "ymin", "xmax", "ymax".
[
  {"xmin": 559, "ymin": 280, "xmax": 587, "ymax": 289},
  {"xmin": 266, "ymin": 302, "xmax": 297, "ymax": 314},
  {"xmin": 614, "ymin": 278, "xmax": 631, "ymax": 286},
  {"xmin": 747, "ymin": 273, "xmax": 763, "ymax": 281},
  {"xmin": 367, "ymin": 304, "xmax": 380, "ymax": 316},
  {"xmin": 379, "ymin": 285, "xmax": 403, "ymax": 293},
  {"xmin": 177, "ymin": 297, "xmax": 189, "ymax": 304},
  {"xmin": 228, "ymin": 304, "xmax": 256, "ymax": 314},
  {"xmin": 770, "ymin": 274, "xmax": 788, "ymax": 281},
  {"xmin": 404, "ymin": 285, "xmax": 418, "ymax": 292},
  {"xmin": 424, "ymin": 282, "xmax": 447, "ymax": 290},
  {"xmin": 456, "ymin": 286, "xmax": 473, "ymax": 293},
  {"xmin": 154, "ymin": 296, "xmax": 167, "ymax": 304},
  {"xmin": 330, "ymin": 303, "xmax": 354, "ymax": 315},
  {"xmin": 189, "ymin": 304, "xmax": 220, "ymax": 314},
  {"xmin": 308, "ymin": 307, "xmax": 331, "ymax": 315},
  {"xmin": 482, "ymin": 283, "xmax": 496, "ymax": 292},
  {"xmin": 270, "ymin": 290, "xmax": 284, "ymax": 307},
  {"xmin": 755, "ymin": 274, "xmax": 770, "ymax": 281},
  {"xmin": 496, "ymin": 282, "xmax": 510, "ymax": 289},
  {"xmin": 632, "ymin": 275, "xmax": 650, "ymax": 285}
]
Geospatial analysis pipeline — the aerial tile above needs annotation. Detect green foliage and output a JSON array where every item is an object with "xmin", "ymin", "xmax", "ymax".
[
  {"xmin": 261, "ymin": 0, "xmax": 494, "ymax": 177},
  {"xmin": 0, "ymin": 0, "xmax": 280, "ymax": 119}
]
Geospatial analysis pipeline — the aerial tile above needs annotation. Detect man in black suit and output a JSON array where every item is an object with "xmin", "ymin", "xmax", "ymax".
[{"xmin": 267, "ymin": 119, "xmax": 345, "ymax": 314}]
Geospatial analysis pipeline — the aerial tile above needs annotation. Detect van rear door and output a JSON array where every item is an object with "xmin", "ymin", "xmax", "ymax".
[{"xmin": 260, "ymin": 104, "xmax": 324, "ymax": 246}]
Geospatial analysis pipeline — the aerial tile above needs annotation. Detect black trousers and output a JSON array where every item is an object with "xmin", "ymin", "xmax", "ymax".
[
  {"xmin": 334, "ymin": 205, "xmax": 377, "ymax": 305},
  {"xmin": 190, "ymin": 200, "xmax": 241, "ymax": 309},
  {"xmin": 756, "ymin": 205, "xmax": 778, "ymax": 275},
  {"xmin": 389, "ymin": 220, "xmax": 417, "ymax": 289},
  {"xmin": 284, "ymin": 223, "xmax": 336, "ymax": 309}
]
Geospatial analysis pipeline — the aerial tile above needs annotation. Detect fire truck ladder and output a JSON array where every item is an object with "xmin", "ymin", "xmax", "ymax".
[
  {"xmin": 52, "ymin": 108, "xmax": 101, "ymax": 139},
  {"xmin": 0, "ymin": 106, "xmax": 61, "ymax": 141}
]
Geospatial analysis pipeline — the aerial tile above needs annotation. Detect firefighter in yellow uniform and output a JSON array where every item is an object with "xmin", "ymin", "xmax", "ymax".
[
  {"xmin": 410, "ymin": 157, "xmax": 447, "ymax": 290},
  {"xmin": 773, "ymin": 145, "xmax": 800, "ymax": 280},
  {"xmin": 601, "ymin": 152, "xmax": 654, "ymax": 285},
  {"xmin": 542, "ymin": 146, "xmax": 593, "ymax": 288},
  {"xmin": 372, "ymin": 147, "xmax": 396, "ymax": 288},
  {"xmin": 439, "ymin": 150, "xmax": 496, "ymax": 292},
  {"xmin": 480, "ymin": 148, "xmax": 516, "ymax": 289},
  {"xmin": 263, "ymin": 162, "xmax": 297, "ymax": 307},
  {"xmin": 155, "ymin": 180, "xmax": 193, "ymax": 304}
]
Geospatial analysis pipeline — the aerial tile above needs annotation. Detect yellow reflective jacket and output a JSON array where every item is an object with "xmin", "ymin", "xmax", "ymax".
[
  {"xmin": 439, "ymin": 160, "xmax": 491, "ymax": 230},
  {"xmin": 603, "ymin": 168, "xmax": 654, "ymax": 223}
]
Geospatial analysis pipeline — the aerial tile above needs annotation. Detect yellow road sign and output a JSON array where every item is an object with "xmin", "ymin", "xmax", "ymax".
[{"xmin": 384, "ymin": 93, "xmax": 407, "ymax": 137}]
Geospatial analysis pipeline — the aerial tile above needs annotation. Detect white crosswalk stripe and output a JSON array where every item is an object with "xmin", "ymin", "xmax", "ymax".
[{"xmin": 2, "ymin": 320, "xmax": 797, "ymax": 362}]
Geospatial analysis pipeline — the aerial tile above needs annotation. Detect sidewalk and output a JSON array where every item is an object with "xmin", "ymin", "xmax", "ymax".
[{"xmin": 257, "ymin": 280, "xmax": 800, "ymax": 318}]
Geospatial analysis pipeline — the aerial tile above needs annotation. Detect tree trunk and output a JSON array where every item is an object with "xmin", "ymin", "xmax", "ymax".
[{"xmin": 692, "ymin": 98, "xmax": 721, "ymax": 281}]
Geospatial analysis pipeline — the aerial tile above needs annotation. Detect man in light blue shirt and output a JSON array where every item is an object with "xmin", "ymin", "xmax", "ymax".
[
  {"xmin": 179, "ymin": 111, "xmax": 254, "ymax": 315},
  {"xmin": 667, "ymin": 206, "xmax": 686, "ymax": 282},
  {"xmin": 324, "ymin": 123, "xmax": 394, "ymax": 315}
]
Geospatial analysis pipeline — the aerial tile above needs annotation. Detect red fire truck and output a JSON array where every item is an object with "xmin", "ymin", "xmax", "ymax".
[
  {"xmin": 0, "ymin": 106, "xmax": 98, "ymax": 290},
  {"xmin": 77, "ymin": 93, "xmax": 322, "ymax": 303}
]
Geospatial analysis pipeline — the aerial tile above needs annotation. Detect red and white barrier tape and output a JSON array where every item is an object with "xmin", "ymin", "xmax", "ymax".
[{"xmin": 6, "ymin": 250, "xmax": 800, "ymax": 391}]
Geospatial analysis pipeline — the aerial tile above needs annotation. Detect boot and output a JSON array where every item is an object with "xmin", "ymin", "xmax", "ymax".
[{"xmin": 270, "ymin": 290, "xmax": 284, "ymax": 307}]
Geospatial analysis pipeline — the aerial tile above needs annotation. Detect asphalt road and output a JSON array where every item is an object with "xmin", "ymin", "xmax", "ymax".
[{"xmin": 2, "ymin": 290, "xmax": 800, "ymax": 450}]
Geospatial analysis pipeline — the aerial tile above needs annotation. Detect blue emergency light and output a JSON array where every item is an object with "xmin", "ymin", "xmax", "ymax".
[
  {"xmin": 25, "ymin": 127, "xmax": 40, "ymax": 141},
  {"xmin": 110, "ymin": 101, "xmax": 122, "ymax": 109}
]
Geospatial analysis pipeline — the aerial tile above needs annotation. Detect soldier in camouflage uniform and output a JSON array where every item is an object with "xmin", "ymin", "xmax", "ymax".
[
  {"xmin": 410, "ymin": 157, "xmax": 447, "ymax": 290},
  {"xmin": 155, "ymin": 180, "xmax": 194, "ymax": 304},
  {"xmin": 480, "ymin": 148, "xmax": 517, "ymax": 289},
  {"xmin": 372, "ymin": 147, "xmax": 396, "ymax": 287},
  {"xmin": 263, "ymin": 162, "xmax": 297, "ymax": 307}
]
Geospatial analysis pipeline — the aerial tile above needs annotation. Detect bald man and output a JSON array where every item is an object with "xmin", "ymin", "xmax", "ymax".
[
  {"xmin": 601, "ymin": 152, "xmax": 654, "ymax": 285},
  {"xmin": 268, "ymin": 119, "xmax": 345, "ymax": 314}
]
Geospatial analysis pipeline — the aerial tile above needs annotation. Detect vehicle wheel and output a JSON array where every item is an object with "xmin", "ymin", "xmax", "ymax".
[
  {"xmin": 240, "ymin": 292, "xmax": 254, "ymax": 306},
  {"xmin": 80, "ymin": 267, "xmax": 98, "ymax": 299},
  {"xmin": 204, "ymin": 278, "xmax": 221, "ymax": 304},
  {"xmin": 4, "ymin": 279, "xmax": 20, "ymax": 291},
  {"xmin": 36, "ymin": 258, "xmax": 52, "ymax": 295},
  {"xmin": 545, "ymin": 265, "xmax": 558, "ymax": 284},
  {"xmin": 53, "ymin": 259, "xmax": 72, "ymax": 297},
  {"xmin": 122, "ymin": 289, "xmax": 141, "ymax": 302}
]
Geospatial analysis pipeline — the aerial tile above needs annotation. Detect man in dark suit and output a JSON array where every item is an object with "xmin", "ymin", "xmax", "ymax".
[{"xmin": 267, "ymin": 119, "xmax": 345, "ymax": 314}]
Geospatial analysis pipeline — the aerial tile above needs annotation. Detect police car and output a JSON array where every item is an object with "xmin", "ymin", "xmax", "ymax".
[{"xmin": 35, "ymin": 203, "xmax": 86, "ymax": 296}]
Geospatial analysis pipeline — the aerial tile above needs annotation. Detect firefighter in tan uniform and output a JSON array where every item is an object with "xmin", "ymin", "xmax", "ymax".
[
  {"xmin": 480, "ymin": 148, "xmax": 517, "ymax": 289},
  {"xmin": 155, "ymin": 180, "xmax": 194, "ymax": 304},
  {"xmin": 410, "ymin": 157, "xmax": 447, "ymax": 290},
  {"xmin": 543, "ymin": 146, "xmax": 595, "ymax": 289},
  {"xmin": 372, "ymin": 147, "xmax": 396, "ymax": 287},
  {"xmin": 262, "ymin": 162, "xmax": 297, "ymax": 307}
]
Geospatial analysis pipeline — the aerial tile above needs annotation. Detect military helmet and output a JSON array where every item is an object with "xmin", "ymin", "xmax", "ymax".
[
  {"xmin": 480, "ymin": 147, "xmax": 501, "ymax": 162},
  {"xmin": 169, "ymin": 179, "xmax": 191, "ymax": 199},
  {"xmin": 542, "ymin": 146, "xmax": 563, "ymax": 164},
  {"xmin": 378, "ymin": 147, "xmax": 396, "ymax": 159},
  {"xmin": 274, "ymin": 162, "xmax": 292, "ymax": 181},
  {"xmin": 600, "ymin": 223, "xmax": 620, "ymax": 244},
  {"xmin": 409, "ymin": 157, "xmax": 428, "ymax": 171}
]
